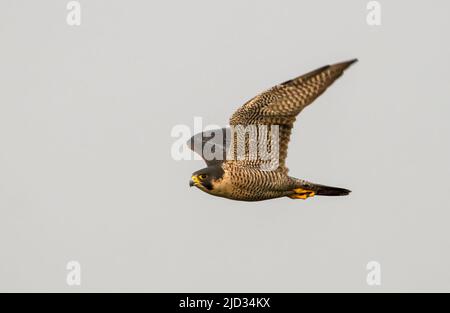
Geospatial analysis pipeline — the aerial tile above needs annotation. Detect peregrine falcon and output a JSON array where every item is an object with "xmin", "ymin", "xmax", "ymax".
[{"xmin": 188, "ymin": 60, "xmax": 357, "ymax": 202}]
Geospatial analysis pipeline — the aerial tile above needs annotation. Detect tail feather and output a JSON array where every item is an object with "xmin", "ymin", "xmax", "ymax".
[
  {"xmin": 295, "ymin": 180, "xmax": 351, "ymax": 197},
  {"xmin": 313, "ymin": 184, "xmax": 351, "ymax": 196}
]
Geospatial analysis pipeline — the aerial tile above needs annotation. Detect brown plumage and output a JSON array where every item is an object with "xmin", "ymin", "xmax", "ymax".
[{"xmin": 188, "ymin": 60, "xmax": 357, "ymax": 202}]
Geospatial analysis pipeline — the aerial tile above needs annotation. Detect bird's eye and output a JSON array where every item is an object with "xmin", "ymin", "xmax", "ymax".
[{"xmin": 199, "ymin": 174, "xmax": 207, "ymax": 180}]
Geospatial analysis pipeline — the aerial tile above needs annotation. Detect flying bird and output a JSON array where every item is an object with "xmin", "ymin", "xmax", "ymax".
[{"xmin": 188, "ymin": 60, "xmax": 357, "ymax": 202}]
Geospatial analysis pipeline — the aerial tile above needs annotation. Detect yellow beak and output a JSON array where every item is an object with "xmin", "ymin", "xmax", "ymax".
[{"xmin": 189, "ymin": 175, "xmax": 201, "ymax": 187}]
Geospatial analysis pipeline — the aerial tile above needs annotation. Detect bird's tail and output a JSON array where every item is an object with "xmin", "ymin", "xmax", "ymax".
[
  {"xmin": 312, "ymin": 184, "xmax": 351, "ymax": 196},
  {"xmin": 289, "ymin": 180, "xmax": 351, "ymax": 199}
]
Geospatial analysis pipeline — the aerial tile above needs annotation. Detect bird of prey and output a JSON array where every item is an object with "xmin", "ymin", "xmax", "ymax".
[{"xmin": 188, "ymin": 60, "xmax": 357, "ymax": 202}]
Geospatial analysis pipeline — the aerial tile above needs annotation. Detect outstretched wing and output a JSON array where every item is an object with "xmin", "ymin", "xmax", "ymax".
[
  {"xmin": 187, "ymin": 128, "xmax": 232, "ymax": 167},
  {"xmin": 229, "ymin": 59, "xmax": 357, "ymax": 171}
]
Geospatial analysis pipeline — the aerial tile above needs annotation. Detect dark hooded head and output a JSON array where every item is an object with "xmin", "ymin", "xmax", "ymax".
[{"xmin": 189, "ymin": 165, "xmax": 225, "ymax": 191}]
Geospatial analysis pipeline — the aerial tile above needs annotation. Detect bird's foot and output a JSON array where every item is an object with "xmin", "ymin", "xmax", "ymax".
[{"xmin": 289, "ymin": 188, "xmax": 316, "ymax": 200}]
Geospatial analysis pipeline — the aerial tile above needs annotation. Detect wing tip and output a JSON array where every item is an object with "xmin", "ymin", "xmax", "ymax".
[{"xmin": 334, "ymin": 58, "xmax": 358, "ymax": 70}]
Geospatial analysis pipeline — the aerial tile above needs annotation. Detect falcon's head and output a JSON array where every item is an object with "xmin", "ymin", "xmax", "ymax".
[{"xmin": 189, "ymin": 166, "xmax": 225, "ymax": 191}]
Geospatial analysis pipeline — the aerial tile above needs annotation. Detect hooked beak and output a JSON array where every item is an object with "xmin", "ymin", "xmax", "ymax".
[{"xmin": 189, "ymin": 175, "xmax": 200, "ymax": 187}]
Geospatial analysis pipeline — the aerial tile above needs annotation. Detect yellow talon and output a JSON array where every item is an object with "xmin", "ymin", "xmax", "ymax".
[{"xmin": 289, "ymin": 188, "xmax": 316, "ymax": 200}]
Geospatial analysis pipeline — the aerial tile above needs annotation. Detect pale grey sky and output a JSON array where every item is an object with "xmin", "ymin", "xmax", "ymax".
[{"xmin": 0, "ymin": 0, "xmax": 449, "ymax": 292}]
